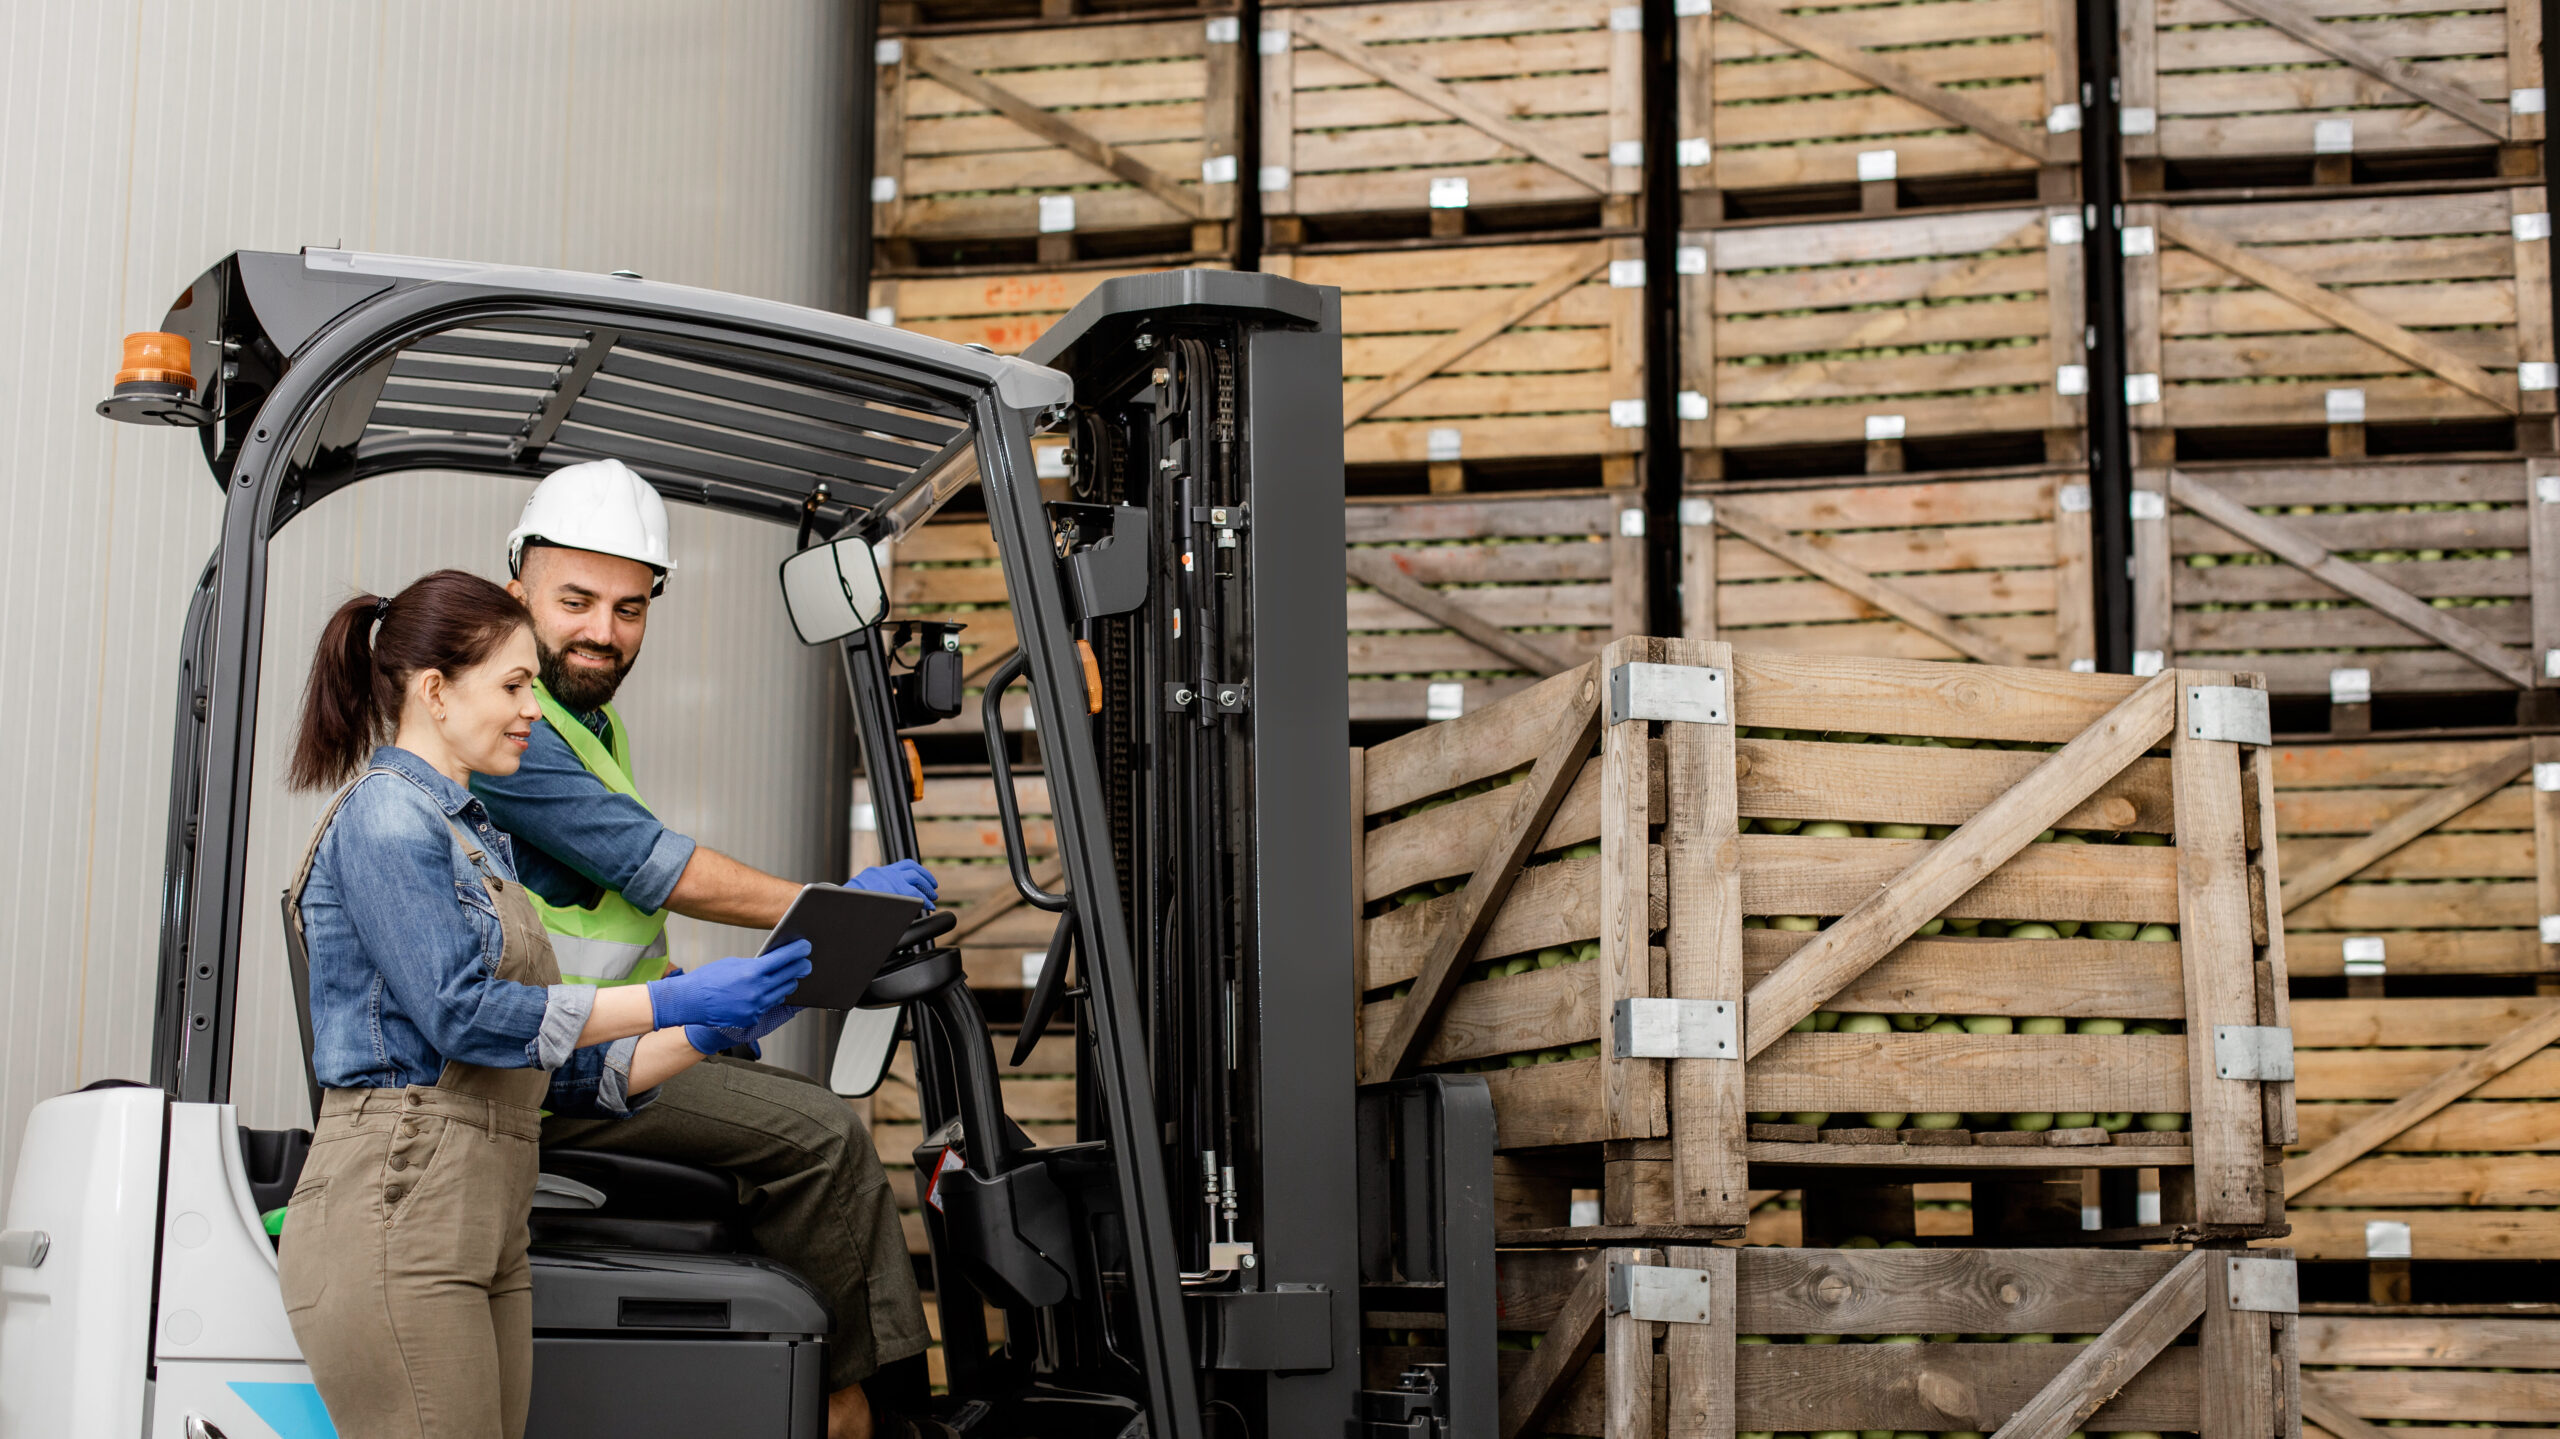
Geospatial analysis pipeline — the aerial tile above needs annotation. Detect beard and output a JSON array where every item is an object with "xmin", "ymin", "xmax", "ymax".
[{"xmin": 538, "ymin": 636, "xmax": 634, "ymax": 712}]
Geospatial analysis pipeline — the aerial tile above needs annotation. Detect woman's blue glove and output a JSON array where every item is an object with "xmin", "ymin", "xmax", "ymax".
[
  {"xmin": 647, "ymin": 939, "xmax": 812, "ymax": 1031},
  {"xmin": 849, "ymin": 858, "xmax": 938, "ymax": 912},
  {"xmin": 686, "ymin": 1003, "xmax": 804, "ymax": 1059}
]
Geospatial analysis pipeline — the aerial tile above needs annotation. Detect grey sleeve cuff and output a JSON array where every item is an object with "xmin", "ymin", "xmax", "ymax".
[
  {"xmin": 598, "ymin": 1036, "xmax": 653, "ymax": 1115},
  {"xmin": 533, "ymin": 984, "xmax": 597, "ymax": 1070},
  {"xmin": 622, "ymin": 827, "xmax": 699, "ymax": 915}
]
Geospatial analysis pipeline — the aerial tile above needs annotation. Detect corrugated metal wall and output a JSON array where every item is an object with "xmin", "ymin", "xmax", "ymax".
[{"xmin": 0, "ymin": 0, "xmax": 854, "ymax": 1191}]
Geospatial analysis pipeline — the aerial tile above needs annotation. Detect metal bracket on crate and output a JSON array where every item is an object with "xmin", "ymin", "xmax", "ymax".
[
  {"xmin": 2185, "ymin": 686, "xmax": 2271, "ymax": 746},
  {"xmin": 1613, "ymin": 998, "xmax": 1738, "ymax": 1061},
  {"xmin": 2213, "ymin": 1025, "xmax": 2295, "ymax": 1081},
  {"xmin": 1606, "ymin": 1262, "xmax": 1714, "ymax": 1324},
  {"xmin": 1606, "ymin": 663, "xmax": 1728, "ymax": 727},
  {"xmin": 2223, "ymin": 1257, "xmax": 2299, "ymax": 1314}
]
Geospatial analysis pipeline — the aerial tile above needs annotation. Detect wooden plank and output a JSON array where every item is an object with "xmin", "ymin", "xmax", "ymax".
[
  {"xmin": 944, "ymin": 858, "xmax": 1068, "ymax": 944},
  {"xmin": 1663, "ymin": 636, "xmax": 1748, "ymax": 1225},
  {"xmin": 1608, "ymin": 1246, "xmax": 1664, "ymax": 1439},
  {"xmin": 1288, "ymin": 9, "xmax": 1610, "ymax": 195},
  {"xmin": 1664, "ymin": 1246, "xmax": 1736, "ymax": 1439},
  {"xmin": 1260, "ymin": 15, "xmax": 1296, "ymax": 216},
  {"xmin": 2200, "ymin": 1263, "xmax": 2278, "ymax": 1439},
  {"xmin": 1501, "ymin": 1251, "xmax": 1607, "ymax": 1439},
  {"xmin": 2297, "ymin": 1315, "xmax": 2560, "ymax": 1368},
  {"xmin": 1712, "ymin": 498, "xmax": 2036, "ymax": 668},
  {"xmin": 2300, "ymin": 1375, "xmax": 2404, "ymax": 1439},
  {"xmin": 2280, "ymin": 740, "xmax": 2533, "ymax": 914},
  {"xmin": 1363, "ymin": 663, "xmax": 1604, "ymax": 1083},
  {"xmin": 1341, "ymin": 244, "xmax": 1610, "ymax": 426},
  {"xmin": 904, "ymin": 41, "xmax": 1207, "ymax": 220},
  {"xmin": 2170, "ymin": 674, "xmax": 2274, "ymax": 1227},
  {"xmin": 2208, "ymin": 0, "xmax": 2507, "ymax": 139},
  {"xmin": 2167, "ymin": 469, "xmax": 2536, "ymax": 688},
  {"xmin": 1682, "ymin": 494, "xmax": 1718, "ymax": 641},
  {"xmin": 1200, "ymin": 16, "xmax": 1240, "ymax": 223},
  {"xmin": 1735, "ymin": 1247, "xmax": 2186, "ymax": 1333},
  {"xmin": 2054, "ymin": 482, "xmax": 2098, "ymax": 672},
  {"xmin": 2513, "ymin": 188, "xmax": 2553, "ymax": 418},
  {"xmin": 1713, "ymin": 0, "xmax": 2065, "ymax": 164},
  {"xmin": 2540, "ymin": 733, "xmax": 2560, "ymax": 987},
  {"xmin": 1742, "ymin": 673, "xmax": 2179, "ymax": 1052},
  {"xmin": 1749, "ymin": 1031, "xmax": 2188, "ymax": 1111},
  {"xmin": 1603, "ymin": 637, "xmax": 1667, "ymax": 1141},
  {"xmin": 1365, "ymin": 665, "xmax": 1589, "ymax": 813},
  {"xmin": 1988, "ymin": 1251, "xmax": 2215, "ymax": 1439},
  {"xmin": 2284, "ymin": 999, "xmax": 2560, "ymax": 1197},
  {"xmin": 1344, "ymin": 548, "xmax": 1577, "ymax": 677},
  {"xmin": 2251, "ymin": 743, "xmax": 2298, "ymax": 1149},
  {"xmin": 2534, "ymin": 461, "xmax": 2560, "ymax": 687}
]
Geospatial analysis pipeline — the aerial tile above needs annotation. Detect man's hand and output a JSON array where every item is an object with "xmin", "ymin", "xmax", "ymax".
[{"xmin": 849, "ymin": 858, "xmax": 938, "ymax": 912}]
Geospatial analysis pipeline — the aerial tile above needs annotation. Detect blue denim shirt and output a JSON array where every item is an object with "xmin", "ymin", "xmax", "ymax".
[
  {"xmin": 298, "ymin": 746, "xmax": 648, "ymax": 1117},
  {"xmin": 469, "ymin": 715, "xmax": 696, "ymax": 915}
]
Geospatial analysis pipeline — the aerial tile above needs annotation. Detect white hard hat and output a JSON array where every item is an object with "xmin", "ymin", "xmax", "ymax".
[{"xmin": 508, "ymin": 459, "xmax": 676, "ymax": 595}]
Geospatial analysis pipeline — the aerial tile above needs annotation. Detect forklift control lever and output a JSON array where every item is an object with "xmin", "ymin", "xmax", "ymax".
[{"xmin": 896, "ymin": 909, "xmax": 958, "ymax": 952}]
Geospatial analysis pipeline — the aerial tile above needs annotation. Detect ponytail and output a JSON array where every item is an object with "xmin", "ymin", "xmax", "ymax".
[{"xmin": 288, "ymin": 570, "xmax": 532, "ymax": 790}]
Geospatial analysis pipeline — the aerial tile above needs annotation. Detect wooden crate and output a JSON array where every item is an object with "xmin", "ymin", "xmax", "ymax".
[
  {"xmin": 1346, "ymin": 491, "xmax": 1647, "ymax": 725},
  {"xmin": 1676, "ymin": 207, "xmax": 2091, "ymax": 475},
  {"xmin": 1263, "ymin": 239, "xmax": 1650, "ymax": 492},
  {"xmin": 851, "ymin": 770, "xmax": 1065, "ymax": 983},
  {"xmin": 871, "ymin": 18, "xmax": 1240, "ymax": 266},
  {"xmin": 2119, "ymin": 0, "xmax": 2545, "ymax": 174},
  {"xmin": 2123, "ymin": 190, "xmax": 2558, "ymax": 455},
  {"xmin": 868, "ymin": 261, "xmax": 1228, "ymax": 354},
  {"xmin": 1376, "ymin": 1247, "xmax": 2301, "ymax": 1439},
  {"xmin": 1354, "ymin": 642, "xmax": 2295, "ymax": 1234},
  {"xmin": 2270, "ymin": 736, "xmax": 2560, "ymax": 987},
  {"xmin": 880, "ymin": 522, "xmax": 1045, "ymax": 736},
  {"xmin": 2130, "ymin": 459, "xmax": 2559, "ymax": 703},
  {"xmin": 1673, "ymin": 0, "xmax": 2080, "ymax": 225},
  {"xmin": 1256, "ymin": 0, "xmax": 1644, "ymax": 244},
  {"xmin": 2285, "ymin": 994, "xmax": 2560, "ymax": 1261},
  {"xmin": 1679, "ymin": 472, "xmax": 2099, "ymax": 670},
  {"xmin": 2297, "ymin": 1310, "xmax": 2560, "ymax": 1439},
  {"xmin": 881, "ymin": 0, "xmax": 1230, "ymax": 33}
]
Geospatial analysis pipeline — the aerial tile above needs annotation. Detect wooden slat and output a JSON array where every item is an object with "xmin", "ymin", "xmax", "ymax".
[
  {"xmin": 1989, "ymin": 1251, "xmax": 2214, "ymax": 1439},
  {"xmin": 1608, "ymin": 1246, "xmax": 1665, "ymax": 1439},
  {"xmin": 1345, "ymin": 548, "xmax": 1577, "ymax": 677},
  {"xmin": 2208, "ymin": 0, "xmax": 2508, "ymax": 139},
  {"xmin": 903, "ymin": 42, "xmax": 1207, "ymax": 220},
  {"xmin": 2279, "ymin": 740, "xmax": 2532, "ymax": 914},
  {"xmin": 1288, "ymin": 9, "xmax": 1610, "ymax": 195},
  {"xmin": 1602, "ymin": 638, "xmax": 1667, "ymax": 1141},
  {"xmin": 2284, "ymin": 1000, "xmax": 2560, "ymax": 1197},
  {"xmin": 1665, "ymin": 636, "xmax": 1748, "ymax": 1226},
  {"xmin": 1341, "ymin": 244, "xmax": 1610, "ymax": 426},
  {"xmin": 1501, "ymin": 1252, "xmax": 1608, "ymax": 1439},
  {"xmin": 1713, "ymin": 498, "xmax": 2035, "ymax": 668},
  {"xmin": 2170, "ymin": 673, "xmax": 2274, "ymax": 1226},
  {"xmin": 1713, "ymin": 0, "xmax": 2066, "ymax": 164},
  {"xmin": 2300, "ymin": 1374, "xmax": 2403, "ymax": 1439},
  {"xmin": 1664, "ymin": 1245, "xmax": 1737, "ymax": 1439}
]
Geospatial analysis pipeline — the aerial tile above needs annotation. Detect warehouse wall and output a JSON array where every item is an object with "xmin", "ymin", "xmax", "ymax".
[{"xmin": 0, "ymin": 0, "xmax": 856, "ymax": 1194}]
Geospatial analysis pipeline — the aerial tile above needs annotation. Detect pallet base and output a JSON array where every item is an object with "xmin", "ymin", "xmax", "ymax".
[{"xmin": 1682, "ymin": 165, "xmax": 2078, "ymax": 229}]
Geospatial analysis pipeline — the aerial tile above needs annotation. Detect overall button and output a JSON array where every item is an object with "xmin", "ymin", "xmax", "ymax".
[
  {"xmin": 388, "ymin": 1156, "xmax": 409, "ymax": 1172},
  {"xmin": 399, "ymin": 1121, "xmax": 419, "ymax": 1137}
]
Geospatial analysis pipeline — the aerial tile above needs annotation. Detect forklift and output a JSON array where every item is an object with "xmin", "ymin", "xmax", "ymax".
[{"xmin": 0, "ymin": 251, "xmax": 1494, "ymax": 1439}]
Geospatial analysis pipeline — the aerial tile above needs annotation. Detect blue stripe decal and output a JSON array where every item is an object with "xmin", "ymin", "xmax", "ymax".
[{"xmin": 227, "ymin": 1382, "xmax": 341, "ymax": 1439}]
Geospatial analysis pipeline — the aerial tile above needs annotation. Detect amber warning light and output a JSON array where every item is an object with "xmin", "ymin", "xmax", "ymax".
[{"xmin": 98, "ymin": 330, "xmax": 214, "ymax": 427}]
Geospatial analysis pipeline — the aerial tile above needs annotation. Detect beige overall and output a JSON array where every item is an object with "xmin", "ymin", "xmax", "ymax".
[{"xmin": 277, "ymin": 773, "xmax": 560, "ymax": 1439}]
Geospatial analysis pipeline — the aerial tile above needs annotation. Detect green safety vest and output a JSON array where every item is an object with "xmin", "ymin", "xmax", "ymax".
[{"xmin": 528, "ymin": 682, "xmax": 673, "ymax": 986}]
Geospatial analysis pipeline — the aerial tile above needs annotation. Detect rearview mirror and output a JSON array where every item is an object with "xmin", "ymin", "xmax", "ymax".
[
  {"xmin": 828, "ymin": 1004, "xmax": 903, "ymax": 1097},
  {"xmin": 780, "ymin": 536, "xmax": 889, "ymax": 645}
]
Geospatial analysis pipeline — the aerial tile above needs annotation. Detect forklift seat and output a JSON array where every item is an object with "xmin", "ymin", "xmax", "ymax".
[{"xmin": 531, "ymin": 1149, "xmax": 752, "ymax": 1256}]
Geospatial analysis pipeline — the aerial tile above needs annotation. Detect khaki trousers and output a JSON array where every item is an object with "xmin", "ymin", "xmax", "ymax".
[
  {"xmin": 280, "ymin": 1086, "xmax": 546, "ymax": 1439},
  {"xmin": 540, "ymin": 1055, "xmax": 928, "ymax": 1389}
]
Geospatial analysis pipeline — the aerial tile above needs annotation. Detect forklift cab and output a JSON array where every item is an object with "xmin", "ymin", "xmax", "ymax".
[{"xmin": 0, "ymin": 250, "xmax": 1499, "ymax": 1439}]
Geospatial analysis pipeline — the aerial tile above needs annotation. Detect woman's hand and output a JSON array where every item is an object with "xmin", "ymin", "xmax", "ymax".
[{"xmin": 645, "ymin": 939, "xmax": 813, "ymax": 1030}]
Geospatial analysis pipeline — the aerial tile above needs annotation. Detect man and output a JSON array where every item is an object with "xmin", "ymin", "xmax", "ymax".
[{"xmin": 470, "ymin": 459, "xmax": 937, "ymax": 1439}]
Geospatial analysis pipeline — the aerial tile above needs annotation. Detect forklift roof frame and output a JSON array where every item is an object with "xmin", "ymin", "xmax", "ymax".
[{"xmin": 133, "ymin": 248, "xmax": 1203, "ymax": 1434}]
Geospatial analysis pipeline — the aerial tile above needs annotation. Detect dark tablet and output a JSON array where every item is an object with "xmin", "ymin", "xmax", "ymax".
[{"xmin": 764, "ymin": 883, "xmax": 926, "ymax": 1009}]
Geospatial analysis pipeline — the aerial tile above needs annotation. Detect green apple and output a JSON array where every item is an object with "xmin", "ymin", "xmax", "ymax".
[
  {"xmin": 1773, "ymin": 914, "xmax": 1822, "ymax": 932},
  {"xmin": 1909, "ymin": 1112, "xmax": 1963, "ymax": 1129},
  {"xmin": 2053, "ymin": 920, "xmax": 2082, "ymax": 937},
  {"xmin": 1890, "ymin": 1012, "xmax": 1940, "ymax": 1031},
  {"xmin": 1787, "ymin": 1111, "xmax": 1833, "ymax": 1126},
  {"xmin": 2055, "ymin": 1112, "xmax": 2098, "ymax": 1129},
  {"xmin": 1926, "ymin": 825, "xmax": 1955, "ymax": 839},
  {"xmin": 2051, "ymin": 832, "xmax": 2089, "ymax": 845},
  {"xmin": 1761, "ymin": 818, "xmax": 1803, "ymax": 834},
  {"xmin": 1962, "ymin": 1015, "xmax": 2014, "ymax": 1035},
  {"xmin": 1569, "ymin": 1042, "xmax": 1600, "ymax": 1060},
  {"xmin": 1915, "ymin": 917, "xmax": 1944, "ymax": 936},
  {"xmin": 2135, "ymin": 923, "xmax": 2177, "ymax": 942},
  {"xmin": 1744, "ymin": 915, "xmax": 1769, "ymax": 929},
  {"xmin": 2140, "ymin": 1112, "xmax": 2187, "ymax": 1132},
  {"xmin": 2011, "ymin": 1333, "xmax": 2055, "ymax": 1344},
  {"xmin": 1751, "ymin": 1111, "xmax": 1782, "ymax": 1122},
  {"xmin": 1802, "ymin": 821, "xmax": 1858, "ymax": 839},
  {"xmin": 1867, "ymin": 1112, "xmax": 1908, "ymax": 1129},
  {"xmin": 1814, "ymin": 1010, "xmax": 1843, "ymax": 1031},
  {"xmin": 1738, "ymin": 1336, "xmax": 1774, "ymax": 1346},
  {"xmin": 2129, "ymin": 1023, "xmax": 2167, "ymax": 1036},
  {"xmin": 2097, "ymin": 1112, "xmax": 2133, "ymax": 1132},
  {"xmin": 2019, "ymin": 1016, "xmax": 2068, "ymax": 1035},
  {"xmin": 2074, "ymin": 1017, "xmax": 2126, "ymax": 1035},
  {"xmin": 1840, "ymin": 1014, "xmax": 1895, "ymax": 1034},
  {"xmin": 2087, "ymin": 921, "xmax": 2139, "ymax": 941},
  {"xmin": 1507, "ymin": 1053, "xmax": 1537, "ymax": 1068},
  {"xmin": 1825, "ymin": 731, "xmax": 1871, "ymax": 743},
  {"xmin": 1923, "ymin": 1020, "xmax": 1966, "ymax": 1035},
  {"xmin": 1536, "ymin": 946, "xmax": 1573, "ymax": 969},
  {"xmin": 1943, "ymin": 917, "xmax": 1981, "ymax": 934},
  {"xmin": 2010, "ymin": 1113, "xmax": 2055, "ymax": 1132},
  {"xmin": 1874, "ymin": 823, "xmax": 1928, "ymax": 839},
  {"xmin": 2008, "ymin": 922, "xmax": 2062, "ymax": 941},
  {"xmin": 1875, "ymin": 1336, "xmax": 1923, "ymax": 1346},
  {"xmin": 1883, "ymin": 1239, "xmax": 1919, "ymax": 1249},
  {"xmin": 2124, "ymin": 832, "xmax": 2170, "ymax": 846}
]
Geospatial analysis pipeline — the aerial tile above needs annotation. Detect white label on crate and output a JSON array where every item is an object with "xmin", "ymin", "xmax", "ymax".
[
  {"xmin": 1865, "ymin": 413, "xmax": 1906, "ymax": 441},
  {"xmin": 2327, "ymin": 387, "xmax": 2367, "ymax": 424},
  {"xmin": 1034, "ymin": 444, "xmax": 1070, "ymax": 479},
  {"xmin": 2342, "ymin": 936, "xmax": 2387, "ymax": 977},
  {"xmin": 1202, "ymin": 155, "xmax": 1238, "ymax": 186},
  {"xmin": 2131, "ymin": 490, "xmax": 2167, "ymax": 521},
  {"xmin": 2542, "ymin": 914, "xmax": 2560, "ymax": 944},
  {"xmin": 1426, "ymin": 682, "xmax": 1466, "ymax": 722},
  {"xmin": 1205, "ymin": 16, "xmax": 1239, "ymax": 42},
  {"xmin": 871, "ymin": 175, "xmax": 898, "ymax": 203},
  {"xmin": 1675, "ymin": 245, "xmax": 1708, "ymax": 275},
  {"xmin": 2538, "ymin": 761, "xmax": 2560, "ymax": 793},
  {"xmin": 1609, "ymin": 258, "xmax": 1647, "ymax": 288},
  {"xmin": 852, "ymin": 801, "xmax": 877, "ymax": 833},
  {"xmin": 1612, "ymin": 4, "xmax": 1645, "ymax": 27},
  {"xmin": 2120, "ymin": 106, "xmax": 2157, "ymax": 135},
  {"xmin": 1259, "ymin": 165, "xmax": 1292, "ymax": 193},
  {"xmin": 2314, "ymin": 118, "xmax": 2355, "ymax": 153},
  {"xmin": 1680, "ymin": 497, "xmax": 1717, "ymax": 527},
  {"xmin": 1260, "ymin": 26, "xmax": 1292, "ymax": 54},
  {"xmin": 2365, "ymin": 1220, "xmax": 2413, "ymax": 1260},
  {"xmin": 2082, "ymin": 1203, "xmax": 2103, "ymax": 1230},
  {"xmin": 2138, "ymin": 1189, "xmax": 2161, "ymax": 1224},
  {"xmin": 1610, "ymin": 140, "xmax": 1645, "ymax": 168},
  {"xmin": 1676, "ymin": 136, "xmax": 1712, "ymax": 167},
  {"xmin": 2515, "ymin": 86, "xmax": 2548, "ymax": 114},
  {"xmin": 2060, "ymin": 484, "xmax": 2093, "ymax": 513},
  {"xmin": 2126, "ymin": 372, "xmax": 2162, "ymax": 405},
  {"xmin": 2049, "ymin": 102, "xmax": 2083, "ymax": 133},
  {"xmin": 2548, "ymin": 648, "xmax": 2560, "ymax": 679},
  {"xmin": 2330, "ymin": 667, "xmax": 2372, "ymax": 705},
  {"xmin": 2540, "ymin": 475, "xmax": 2560, "ymax": 505},
  {"xmin": 1022, "ymin": 703, "xmax": 1035, "ymax": 732},
  {"xmin": 2122, "ymin": 225, "xmax": 2157, "ymax": 256},
  {"xmin": 2517, "ymin": 212, "xmax": 2552, "ymax": 243},
  {"xmin": 1022, "ymin": 952, "xmax": 1047, "ymax": 989},
  {"xmin": 1570, "ymin": 1195, "xmax": 1603, "ymax": 1226},
  {"xmin": 1429, "ymin": 176, "xmax": 1470, "ymax": 209},
  {"xmin": 1427, "ymin": 427, "xmax": 1463, "ymax": 462},
  {"xmin": 865, "ymin": 305, "xmax": 896, "ymax": 327},
  {"xmin": 1610, "ymin": 399, "xmax": 1647, "ymax": 429},
  {"xmin": 1857, "ymin": 149, "xmax": 1898, "ymax": 182},
  {"xmin": 2057, "ymin": 364, "xmax": 2090, "ymax": 396},
  {"xmin": 875, "ymin": 37, "xmax": 903, "ymax": 64},
  {"xmin": 2070, "ymin": 658, "xmax": 2097, "ymax": 673},
  {"xmin": 1038, "ymin": 194, "xmax": 1077, "ymax": 233},
  {"xmin": 1675, "ymin": 0, "xmax": 1713, "ymax": 14},
  {"xmin": 2133, "ymin": 649, "xmax": 2166, "ymax": 677},
  {"xmin": 2050, "ymin": 212, "xmax": 2085, "ymax": 246},
  {"xmin": 1677, "ymin": 390, "xmax": 1710, "ymax": 421},
  {"xmin": 1620, "ymin": 508, "xmax": 1647, "ymax": 538},
  {"xmin": 2524, "ymin": 362, "xmax": 2559, "ymax": 391}
]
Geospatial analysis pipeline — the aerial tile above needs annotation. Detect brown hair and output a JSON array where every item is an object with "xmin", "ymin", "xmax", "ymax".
[{"xmin": 288, "ymin": 569, "xmax": 532, "ymax": 790}]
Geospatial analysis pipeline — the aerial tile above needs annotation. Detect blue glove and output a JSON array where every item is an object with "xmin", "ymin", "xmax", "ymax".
[
  {"xmin": 648, "ymin": 939, "xmax": 812, "ymax": 1031},
  {"xmin": 849, "ymin": 858, "xmax": 938, "ymax": 913},
  {"xmin": 686, "ymin": 1003, "xmax": 804, "ymax": 1059}
]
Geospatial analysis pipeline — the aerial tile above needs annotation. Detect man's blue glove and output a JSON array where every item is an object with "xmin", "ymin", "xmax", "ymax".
[
  {"xmin": 647, "ymin": 939, "xmax": 811, "ymax": 1031},
  {"xmin": 849, "ymin": 858, "xmax": 938, "ymax": 913},
  {"xmin": 686, "ymin": 1002, "xmax": 804, "ymax": 1060}
]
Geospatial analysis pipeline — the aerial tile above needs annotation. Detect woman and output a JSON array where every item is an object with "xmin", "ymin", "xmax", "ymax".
[{"xmin": 277, "ymin": 569, "xmax": 813, "ymax": 1439}]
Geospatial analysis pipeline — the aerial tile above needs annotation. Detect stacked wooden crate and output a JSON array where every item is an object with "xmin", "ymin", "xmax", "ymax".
[
  {"xmin": 2297, "ymin": 1308, "xmax": 2560, "ymax": 1439},
  {"xmin": 851, "ymin": 769, "xmax": 1063, "ymax": 995}
]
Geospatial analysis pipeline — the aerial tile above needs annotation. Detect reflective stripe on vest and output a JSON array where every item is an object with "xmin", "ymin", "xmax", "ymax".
[{"xmin": 527, "ymin": 682, "xmax": 673, "ymax": 987}]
